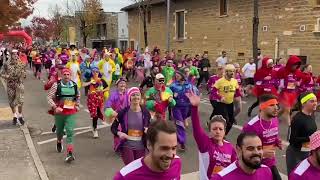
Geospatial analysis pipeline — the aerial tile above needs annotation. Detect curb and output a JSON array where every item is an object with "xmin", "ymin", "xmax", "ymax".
[{"xmin": 21, "ymin": 124, "xmax": 50, "ymax": 180}]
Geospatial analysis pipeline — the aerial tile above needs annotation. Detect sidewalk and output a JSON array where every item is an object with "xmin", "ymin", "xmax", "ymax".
[{"xmin": 0, "ymin": 79, "xmax": 41, "ymax": 180}]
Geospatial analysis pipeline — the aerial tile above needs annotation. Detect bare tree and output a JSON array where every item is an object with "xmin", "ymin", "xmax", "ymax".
[
  {"xmin": 69, "ymin": 0, "xmax": 102, "ymax": 47},
  {"xmin": 132, "ymin": 0, "xmax": 152, "ymax": 48},
  {"xmin": 48, "ymin": 4, "xmax": 64, "ymax": 42}
]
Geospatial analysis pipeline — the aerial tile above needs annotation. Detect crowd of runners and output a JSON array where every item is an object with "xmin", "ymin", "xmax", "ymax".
[{"xmin": 0, "ymin": 42, "xmax": 319, "ymax": 180}]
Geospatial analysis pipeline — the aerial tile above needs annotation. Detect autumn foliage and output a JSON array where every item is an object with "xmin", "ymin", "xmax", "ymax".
[{"xmin": 0, "ymin": 0, "xmax": 37, "ymax": 32}]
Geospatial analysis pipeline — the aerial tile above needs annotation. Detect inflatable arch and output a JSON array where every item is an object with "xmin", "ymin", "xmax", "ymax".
[{"xmin": 0, "ymin": 30, "xmax": 32, "ymax": 46}]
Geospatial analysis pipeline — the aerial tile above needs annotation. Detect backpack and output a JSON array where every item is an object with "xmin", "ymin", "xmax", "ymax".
[{"xmin": 55, "ymin": 80, "xmax": 78, "ymax": 101}]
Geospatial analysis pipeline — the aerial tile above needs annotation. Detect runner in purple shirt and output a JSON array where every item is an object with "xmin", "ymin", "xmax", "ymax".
[
  {"xmin": 186, "ymin": 91, "xmax": 237, "ymax": 179},
  {"xmin": 289, "ymin": 130, "xmax": 320, "ymax": 180},
  {"xmin": 114, "ymin": 120, "xmax": 181, "ymax": 180},
  {"xmin": 242, "ymin": 94, "xmax": 282, "ymax": 180},
  {"xmin": 211, "ymin": 132, "xmax": 273, "ymax": 180}
]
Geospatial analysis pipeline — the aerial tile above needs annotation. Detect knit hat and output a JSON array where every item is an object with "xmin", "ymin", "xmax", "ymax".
[
  {"xmin": 62, "ymin": 68, "xmax": 71, "ymax": 74},
  {"xmin": 116, "ymin": 77, "xmax": 127, "ymax": 85},
  {"xmin": 175, "ymin": 70, "xmax": 186, "ymax": 80},
  {"xmin": 127, "ymin": 87, "xmax": 140, "ymax": 103},
  {"xmin": 310, "ymin": 131, "xmax": 320, "ymax": 151},
  {"xmin": 225, "ymin": 64, "xmax": 235, "ymax": 71}
]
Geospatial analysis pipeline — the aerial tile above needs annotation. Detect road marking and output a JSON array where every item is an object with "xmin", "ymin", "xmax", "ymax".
[
  {"xmin": 84, "ymin": 108, "xmax": 89, "ymax": 113},
  {"xmin": 37, "ymin": 124, "xmax": 110, "ymax": 145},
  {"xmin": 41, "ymin": 126, "xmax": 91, "ymax": 135}
]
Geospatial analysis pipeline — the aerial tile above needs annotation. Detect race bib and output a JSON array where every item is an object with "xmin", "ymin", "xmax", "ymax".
[
  {"xmin": 287, "ymin": 82, "xmax": 296, "ymax": 89},
  {"xmin": 203, "ymin": 67, "xmax": 208, "ymax": 71},
  {"xmin": 301, "ymin": 142, "xmax": 310, "ymax": 152},
  {"xmin": 212, "ymin": 165, "xmax": 223, "ymax": 174},
  {"xmin": 264, "ymin": 88, "xmax": 272, "ymax": 92},
  {"xmin": 127, "ymin": 129, "xmax": 143, "ymax": 141},
  {"xmin": 63, "ymin": 99, "xmax": 75, "ymax": 109}
]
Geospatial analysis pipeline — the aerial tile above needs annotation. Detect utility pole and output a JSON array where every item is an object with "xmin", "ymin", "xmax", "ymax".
[
  {"xmin": 252, "ymin": 0, "xmax": 259, "ymax": 69},
  {"xmin": 166, "ymin": 0, "xmax": 170, "ymax": 52}
]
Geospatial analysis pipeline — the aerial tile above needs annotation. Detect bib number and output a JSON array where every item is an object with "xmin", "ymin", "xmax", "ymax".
[
  {"xmin": 203, "ymin": 67, "xmax": 208, "ymax": 71},
  {"xmin": 127, "ymin": 129, "xmax": 143, "ymax": 141},
  {"xmin": 63, "ymin": 100, "xmax": 75, "ymax": 109},
  {"xmin": 287, "ymin": 82, "xmax": 296, "ymax": 90}
]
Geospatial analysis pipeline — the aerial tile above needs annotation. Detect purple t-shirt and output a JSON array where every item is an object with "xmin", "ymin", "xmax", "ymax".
[
  {"xmin": 211, "ymin": 161, "xmax": 273, "ymax": 180},
  {"xmin": 191, "ymin": 107, "xmax": 237, "ymax": 179},
  {"xmin": 289, "ymin": 158, "xmax": 320, "ymax": 180},
  {"xmin": 114, "ymin": 156, "xmax": 181, "ymax": 180},
  {"xmin": 242, "ymin": 116, "xmax": 280, "ymax": 167},
  {"xmin": 122, "ymin": 109, "xmax": 144, "ymax": 150},
  {"xmin": 235, "ymin": 72, "xmax": 242, "ymax": 85}
]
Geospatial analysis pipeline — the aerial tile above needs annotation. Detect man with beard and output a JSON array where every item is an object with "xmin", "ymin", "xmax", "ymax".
[
  {"xmin": 242, "ymin": 94, "xmax": 282, "ymax": 180},
  {"xmin": 211, "ymin": 132, "xmax": 272, "ymax": 180},
  {"xmin": 289, "ymin": 130, "xmax": 320, "ymax": 179},
  {"xmin": 211, "ymin": 64, "xmax": 241, "ymax": 134},
  {"xmin": 114, "ymin": 120, "xmax": 181, "ymax": 180}
]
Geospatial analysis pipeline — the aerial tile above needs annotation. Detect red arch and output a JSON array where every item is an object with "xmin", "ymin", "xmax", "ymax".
[{"xmin": 0, "ymin": 30, "xmax": 32, "ymax": 46}]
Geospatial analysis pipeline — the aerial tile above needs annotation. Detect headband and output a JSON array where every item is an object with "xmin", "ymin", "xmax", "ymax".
[
  {"xmin": 259, "ymin": 99, "xmax": 278, "ymax": 110},
  {"xmin": 301, "ymin": 93, "xmax": 316, "ymax": 104}
]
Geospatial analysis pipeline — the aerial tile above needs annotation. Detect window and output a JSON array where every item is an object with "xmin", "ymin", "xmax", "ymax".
[
  {"xmin": 220, "ymin": 0, "xmax": 228, "ymax": 16},
  {"xmin": 130, "ymin": 40, "xmax": 135, "ymax": 50},
  {"xmin": 176, "ymin": 11, "xmax": 185, "ymax": 40},
  {"xmin": 317, "ymin": 0, "xmax": 320, "ymax": 5},
  {"xmin": 102, "ymin": 23, "xmax": 107, "ymax": 37},
  {"xmin": 147, "ymin": 10, "xmax": 151, "ymax": 24},
  {"xmin": 96, "ymin": 24, "xmax": 101, "ymax": 37}
]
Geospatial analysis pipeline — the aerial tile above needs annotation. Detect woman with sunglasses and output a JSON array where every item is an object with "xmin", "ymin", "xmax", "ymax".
[
  {"xmin": 186, "ymin": 91, "xmax": 237, "ymax": 180},
  {"xmin": 82, "ymin": 67, "xmax": 108, "ymax": 138},
  {"xmin": 286, "ymin": 92, "xmax": 318, "ymax": 175}
]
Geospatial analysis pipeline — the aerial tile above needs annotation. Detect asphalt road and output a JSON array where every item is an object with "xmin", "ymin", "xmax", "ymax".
[{"xmin": 19, "ymin": 69, "xmax": 319, "ymax": 180}]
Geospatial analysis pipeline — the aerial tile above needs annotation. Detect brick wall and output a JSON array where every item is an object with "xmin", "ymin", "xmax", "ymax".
[{"xmin": 127, "ymin": 0, "xmax": 320, "ymax": 71}]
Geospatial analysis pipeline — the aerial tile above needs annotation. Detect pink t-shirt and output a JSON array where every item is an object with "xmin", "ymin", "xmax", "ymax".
[
  {"xmin": 289, "ymin": 158, "xmax": 320, "ymax": 180},
  {"xmin": 242, "ymin": 116, "xmax": 281, "ymax": 167},
  {"xmin": 211, "ymin": 161, "xmax": 273, "ymax": 180},
  {"xmin": 114, "ymin": 156, "xmax": 181, "ymax": 180}
]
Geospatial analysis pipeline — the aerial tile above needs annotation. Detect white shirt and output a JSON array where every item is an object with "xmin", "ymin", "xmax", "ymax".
[
  {"xmin": 216, "ymin": 56, "xmax": 228, "ymax": 66},
  {"xmin": 242, "ymin": 63, "xmax": 256, "ymax": 78}
]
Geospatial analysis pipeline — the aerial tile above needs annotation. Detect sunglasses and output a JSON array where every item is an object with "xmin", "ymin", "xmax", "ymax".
[
  {"xmin": 157, "ymin": 79, "xmax": 165, "ymax": 83},
  {"xmin": 63, "ymin": 73, "xmax": 70, "ymax": 76}
]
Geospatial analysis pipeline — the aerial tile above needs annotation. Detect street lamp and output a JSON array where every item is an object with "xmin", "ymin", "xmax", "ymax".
[{"xmin": 166, "ymin": 0, "xmax": 170, "ymax": 52}]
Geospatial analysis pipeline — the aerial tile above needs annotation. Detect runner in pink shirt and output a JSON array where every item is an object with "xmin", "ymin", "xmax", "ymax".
[
  {"xmin": 211, "ymin": 132, "xmax": 273, "ymax": 180},
  {"xmin": 114, "ymin": 120, "xmax": 181, "ymax": 180},
  {"xmin": 289, "ymin": 130, "xmax": 320, "ymax": 179},
  {"xmin": 242, "ymin": 94, "xmax": 282, "ymax": 180},
  {"xmin": 186, "ymin": 91, "xmax": 237, "ymax": 179}
]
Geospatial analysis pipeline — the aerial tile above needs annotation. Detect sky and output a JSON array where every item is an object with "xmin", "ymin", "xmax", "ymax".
[{"xmin": 21, "ymin": 0, "xmax": 132, "ymax": 26}]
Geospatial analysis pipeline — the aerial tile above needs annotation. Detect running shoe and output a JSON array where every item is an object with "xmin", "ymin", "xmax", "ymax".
[
  {"xmin": 12, "ymin": 117, "xmax": 18, "ymax": 125},
  {"xmin": 56, "ymin": 141, "xmax": 63, "ymax": 153},
  {"xmin": 18, "ymin": 117, "xmax": 25, "ymax": 126},
  {"xmin": 65, "ymin": 152, "xmax": 75, "ymax": 163}
]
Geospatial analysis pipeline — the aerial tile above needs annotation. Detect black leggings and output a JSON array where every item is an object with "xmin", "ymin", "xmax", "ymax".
[
  {"xmin": 286, "ymin": 145, "xmax": 309, "ymax": 175},
  {"xmin": 197, "ymin": 71, "xmax": 209, "ymax": 87},
  {"xmin": 92, "ymin": 108, "xmax": 103, "ymax": 130},
  {"xmin": 248, "ymin": 98, "xmax": 259, "ymax": 116},
  {"xmin": 209, "ymin": 100, "xmax": 217, "ymax": 120},
  {"xmin": 270, "ymin": 166, "xmax": 282, "ymax": 180},
  {"xmin": 212, "ymin": 101, "xmax": 234, "ymax": 135}
]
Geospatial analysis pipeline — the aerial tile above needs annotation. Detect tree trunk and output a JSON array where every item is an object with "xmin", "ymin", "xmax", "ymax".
[
  {"xmin": 143, "ymin": 9, "xmax": 148, "ymax": 48},
  {"xmin": 83, "ymin": 35, "xmax": 87, "ymax": 47}
]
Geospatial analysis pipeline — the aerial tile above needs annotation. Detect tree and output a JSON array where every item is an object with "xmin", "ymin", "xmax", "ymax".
[
  {"xmin": 0, "ymin": 0, "xmax": 37, "ymax": 32},
  {"xmin": 132, "ymin": 0, "xmax": 152, "ymax": 48},
  {"xmin": 49, "ymin": 4, "xmax": 64, "ymax": 42},
  {"xmin": 31, "ymin": 17, "xmax": 54, "ymax": 41},
  {"xmin": 70, "ymin": 0, "xmax": 102, "ymax": 47}
]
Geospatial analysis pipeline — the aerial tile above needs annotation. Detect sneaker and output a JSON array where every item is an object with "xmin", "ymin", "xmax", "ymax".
[
  {"xmin": 18, "ymin": 117, "xmax": 25, "ymax": 126},
  {"xmin": 51, "ymin": 124, "xmax": 56, "ymax": 133},
  {"xmin": 93, "ymin": 129, "xmax": 99, "ymax": 138},
  {"xmin": 12, "ymin": 117, "xmax": 18, "ymax": 125},
  {"xmin": 179, "ymin": 144, "xmax": 186, "ymax": 151},
  {"xmin": 65, "ymin": 152, "xmax": 75, "ymax": 163},
  {"xmin": 56, "ymin": 141, "xmax": 63, "ymax": 153}
]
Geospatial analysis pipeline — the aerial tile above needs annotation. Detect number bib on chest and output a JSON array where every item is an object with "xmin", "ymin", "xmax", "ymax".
[
  {"xmin": 212, "ymin": 165, "xmax": 223, "ymax": 174},
  {"xmin": 127, "ymin": 129, "xmax": 143, "ymax": 141},
  {"xmin": 287, "ymin": 82, "xmax": 296, "ymax": 89},
  {"xmin": 63, "ymin": 99, "xmax": 75, "ymax": 109}
]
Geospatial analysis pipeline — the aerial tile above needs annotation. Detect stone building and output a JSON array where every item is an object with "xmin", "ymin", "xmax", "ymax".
[
  {"xmin": 122, "ymin": 0, "xmax": 320, "ymax": 71},
  {"xmin": 76, "ymin": 11, "xmax": 128, "ymax": 51}
]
